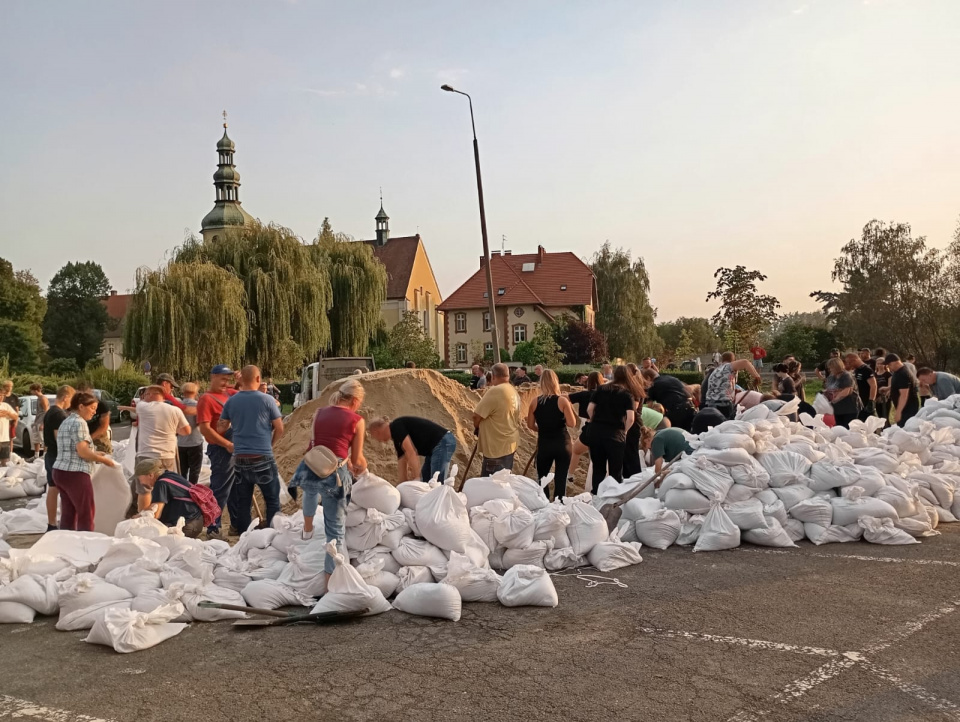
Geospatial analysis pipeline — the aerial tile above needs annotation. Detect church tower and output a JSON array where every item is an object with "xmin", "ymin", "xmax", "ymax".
[
  {"xmin": 375, "ymin": 197, "xmax": 390, "ymax": 246},
  {"xmin": 201, "ymin": 112, "xmax": 254, "ymax": 242}
]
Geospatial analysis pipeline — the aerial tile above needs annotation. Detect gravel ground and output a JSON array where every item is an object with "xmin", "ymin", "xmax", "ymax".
[{"xmin": 1, "ymin": 525, "xmax": 958, "ymax": 722}]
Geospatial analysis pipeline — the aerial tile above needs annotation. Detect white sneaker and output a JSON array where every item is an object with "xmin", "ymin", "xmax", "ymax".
[{"xmin": 301, "ymin": 529, "xmax": 314, "ymax": 540}]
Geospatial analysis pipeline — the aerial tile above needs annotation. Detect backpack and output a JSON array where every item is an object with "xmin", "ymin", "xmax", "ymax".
[{"xmin": 162, "ymin": 477, "xmax": 221, "ymax": 528}]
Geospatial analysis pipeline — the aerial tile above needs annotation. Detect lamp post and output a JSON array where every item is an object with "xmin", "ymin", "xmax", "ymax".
[{"xmin": 441, "ymin": 84, "xmax": 501, "ymax": 364}]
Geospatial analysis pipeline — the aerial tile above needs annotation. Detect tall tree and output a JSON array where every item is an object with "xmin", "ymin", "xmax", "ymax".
[
  {"xmin": 707, "ymin": 266, "xmax": 780, "ymax": 348},
  {"xmin": 43, "ymin": 261, "xmax": 111, "ymax": 368},
  {"xmin": 591, "ymin": 243, "xmax": 661, "ymax": 360},
  {"xmin": 657, "ymin": 317, "xmax": 719, "ymax": 355},
  {"xmin": 387, "ymin": 311, "xmax": 440, "ymax": 369},
  {"xmin": 674, "ymin": 328, "xmax": 696, "ymax": 361},
  {"xmin": 553, "ymin": 318, "xmax": 608, "ymax": 364},
  {"xmin": 0, "ymin": 259, "xmax": 46, "ymax": 372},
  {"xmin": 812, "ymin": 220, "xmax": 954, "ymax": 367}
]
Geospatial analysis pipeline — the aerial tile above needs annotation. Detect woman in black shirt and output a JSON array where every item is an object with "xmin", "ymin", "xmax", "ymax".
[
  {"xmin": 585, "ymin": 365, "xmax": 641, "ymax": 492},
  {"xmin": 823, "ymin": 357, "xmax": 860, "ymax": 428},
  {"xmin": 526, "ymin": 370, "xmax": 577, "ymax": 500},
  {"xmin": 622, "ymin": 364, "xmax": 650, "ymax": 478},
  {"xmin": 874, "ymin": 359, "xmax": 892, "ymax": 426},
  {"xmin": 567, "ymin": 371, "xmax": 604, "ymax": 486}
]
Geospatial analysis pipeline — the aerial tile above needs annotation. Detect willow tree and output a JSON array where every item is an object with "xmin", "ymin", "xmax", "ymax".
[
  {"xmin": 175, "ymin": 222, "xmax": 334, "ymax": 376},
  {"xmin": 312, "ymin": 221, "xmax": 387, "ymax": 356},
  {"xmin": 591, "ymin": 242, "xmax": 661, "ymax": 360},
  {"xmin": 124, "ymin": 262, "xmax": 248, "ymax": 377}
]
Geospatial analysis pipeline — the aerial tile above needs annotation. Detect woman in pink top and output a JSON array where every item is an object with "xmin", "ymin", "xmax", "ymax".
[{"xmin": 289, "ymin": 378, "xmax": 367, "ymax": 575}]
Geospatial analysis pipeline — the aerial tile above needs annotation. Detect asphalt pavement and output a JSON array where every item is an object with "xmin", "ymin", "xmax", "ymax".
[{"xmin": 1, "ymin": 526, "xmax": 958, "ymax": 722}]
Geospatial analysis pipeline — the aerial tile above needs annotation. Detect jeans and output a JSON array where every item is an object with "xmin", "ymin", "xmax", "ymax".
[
  {"xmin": 291, "ymin": 460, "xmax": 352, "ymax": 574},
  {"xmin": 178, "ymin": 444, "xmax": 204, "ymax": 485},
  {"xmin": 44, "ymin": 453, "xmax": 56, "ymax": 488},
  {"xmin": 207, "ymin": 443, "xmax": 237, "ymax": 532},
  {"xmin": 231, "ymin": 455, "xmax": 282, "ymax": 533},
  {"xmin": 481, "ymin": 452, "xmax": 515, "ymax": 476},
  {"xmin": 421, "ymin": 432, "xmax": 458, "ymax": 482},
  {"xmin": 536, "ymin": 434, "xmax": 572, "ymax": 500},
  {"xmin": 753, "ymin": 359, "xmax": 763, "ymax": 370}
]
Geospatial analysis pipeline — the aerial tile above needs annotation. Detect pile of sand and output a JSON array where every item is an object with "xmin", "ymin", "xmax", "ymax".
[{"xmin": 275, "ymin": 369, "xmax": 540, "ymax": 484}]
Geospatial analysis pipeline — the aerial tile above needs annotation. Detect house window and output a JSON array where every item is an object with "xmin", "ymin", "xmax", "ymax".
[
  {"xmin": 455, "ymin": 313, "xmax": 467, "ymax": 333},
  {"xmin": 423, "ymin": 310, "xmax": 430, "ymax": 335},
  {"xmin": 484, "ymin": 342, "xmax": 494, "ymax": 357},
  {"xmin": 497, "ymin": 288, "xmax": 505, "ymax": 296},
  {"xmin": 482, "ymin": 312, "xmax": 491, "ymax": 332},
  {"xmin": 456, "ymin": 343, "xmax": 467, "ymax": 364},
  {"xmin": 513, "ymin": 324, "xmax": 527, "ymax": 344}
]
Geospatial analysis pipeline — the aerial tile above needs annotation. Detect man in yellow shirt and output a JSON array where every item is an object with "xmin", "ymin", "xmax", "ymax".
[{"xmin": 472, "ymin": 363, "xmax": 521, "ymax": 475}]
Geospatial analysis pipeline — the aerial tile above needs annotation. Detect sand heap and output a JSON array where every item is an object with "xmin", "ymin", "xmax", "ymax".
[{"xmin": 275, "ymin": 369, "xmax": 539, "ymax": 484}]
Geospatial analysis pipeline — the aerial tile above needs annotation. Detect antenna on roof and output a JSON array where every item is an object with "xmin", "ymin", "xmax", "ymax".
[{"xmin": 501, "ymin": 235, "xmax": 506, "ymax": 255}]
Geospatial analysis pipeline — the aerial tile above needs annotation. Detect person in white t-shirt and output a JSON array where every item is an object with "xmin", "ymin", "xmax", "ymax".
[
  {"xmin": 127, "ymin": 385, "xmax": 190, "ymax": 513},
  {"xmin": 0, "ymin": 396, "xmax": 16, "ymax": 467}
]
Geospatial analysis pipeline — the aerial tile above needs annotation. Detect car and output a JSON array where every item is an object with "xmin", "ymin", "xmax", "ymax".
[
  {"xmin": 14, "ymin": 394, "xmax": 57, "ymax": 452},
  {"xmin": 93, "ymin": 389, "xmax": 122, "ymax": 424}
]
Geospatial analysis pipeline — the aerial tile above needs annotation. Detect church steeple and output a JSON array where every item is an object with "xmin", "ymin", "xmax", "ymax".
[
  {"xmin": 375, "ymin": 191, "xmax": 390, "ymax": 246},
  {"xmin": 201, "ymin": 111, "xmax": 253, "ymax": 242}
]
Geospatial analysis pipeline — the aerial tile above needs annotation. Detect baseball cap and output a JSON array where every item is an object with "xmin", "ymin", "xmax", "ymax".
[
  {"xmin": 210, "ymin": 364, "xmax": 234, "ymax": 376},
  {"xmin": 156, "ymin": 373, "xmax": 179, "ymax": 388},
  {"xmin": 884, "ymin": 353, "xmax": 900, "ymax": 364}
]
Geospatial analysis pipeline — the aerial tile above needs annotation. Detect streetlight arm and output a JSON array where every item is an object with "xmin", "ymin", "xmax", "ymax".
[{"xmin": 440, "ymin": 84, "xmax": 477, "ymax": 140}]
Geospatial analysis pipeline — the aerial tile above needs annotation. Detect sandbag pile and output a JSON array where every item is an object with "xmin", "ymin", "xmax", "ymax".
[{"xmin": 0, "ymin": 455, "xmax": 47, "ymax": 500}]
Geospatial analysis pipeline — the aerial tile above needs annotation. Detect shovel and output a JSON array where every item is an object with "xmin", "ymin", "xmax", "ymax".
[
  {"xmin": 598, "ymin": 454, "xmax": 682, "ymax": 532},
  {"xmin": 197, "ymin": 601, "xmax": 367, "ymax": 628},
  {"xmin": 457, "ymin": 441, "xmax": 479, "ymax": 491}
]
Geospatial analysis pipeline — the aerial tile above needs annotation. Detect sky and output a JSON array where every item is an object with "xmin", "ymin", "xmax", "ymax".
[{"xmin": 1, "ymin": 0, "xmax": 958, "ymax": 322}]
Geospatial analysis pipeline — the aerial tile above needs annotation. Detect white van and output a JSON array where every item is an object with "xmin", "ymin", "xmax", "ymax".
[{"xmin": 14, "ymin": 394, "xmax": 57, "ymax": 451}]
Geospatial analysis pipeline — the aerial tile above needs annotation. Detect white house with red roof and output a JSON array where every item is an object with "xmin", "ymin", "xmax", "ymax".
[{"xmin": 437, "ymin": 246, "xmax": 598, "ymax": 367}]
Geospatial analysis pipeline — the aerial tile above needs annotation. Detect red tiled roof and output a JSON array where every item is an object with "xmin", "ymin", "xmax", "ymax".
[
  {"xmin": 359, "ymin": 235, "xmax": 421, "ymax": 300},
  {"xmin": 438, "ymin": 248, "xmax": 595, "ymax": 312},
  {"xmin": 102, "ymin": 293, "xmax": 133, "ymax": 320}
]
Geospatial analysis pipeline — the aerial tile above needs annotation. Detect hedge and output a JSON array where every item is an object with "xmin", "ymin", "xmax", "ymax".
[
  {"xmin": 8, "ymin": 363, "xmax": 150, "ymax": 405},
  {"xmin": 440, "ymin": 369, "xmax": 705, "ymax": 388}
]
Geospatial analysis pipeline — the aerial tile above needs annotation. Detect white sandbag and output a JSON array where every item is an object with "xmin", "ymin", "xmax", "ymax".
[
  {"xmin": 84, "ymin": 603, "xmax": 187, "ymax": 653},
  {"xmin": 742, "ymin": 518, "xmax": 797, "ymax": 547},
  {"xmin": 310, "ymin": 541, "xmax": 392, "ymax": 616},
  {"xmin": 763, "ymin": 499, "xmax": 789, "ymax": 527},
  {"xmin": 461, "ymin": 476, "xmax": 518, "ymax": 509},
  {"xmin": 681, "ymin": 457, "xmax": 735, "ymax": 499},
  {"xmin": 397, "ymin": 480, "xmax": 432, "ymax": 509},
  {"xmin": 356, "ymin": 559, "xmax": 400, "ymax": 598},
  {"xmin": 693, "ymin": 502, "xmax": 740, "ymax": 552},
  {"xmin": 658, "ymin": 471, "xmax": 695, "ymax": 497},
  {"xmin": 544, "ymin": 547, "xmax": 583, "ymax": 571},
  {"xmin": 113, "ymin": 512, "xmax": 170, "ymax": 540},
  {"xmin": 402, "ymin": 508, "xmax": 422, "ymax": 538},
  {"xmin": 663, "ymin": 488, "xmax": 712, "ymax": 515},
  {"xmin": 893, "ymin": 513, "xmax": 939, "ymax": 538},
  {"xmin": 851, "ymin": 447, "xmax": 900, "ymax": 474},
  {"xmin": 758, "ymin": 451, "xmax": 811, "ymax": 487},
  {"xmin": 58, "ymin": 600, "xmax": 135, "ymax": 631},
  {"xmin": 502, "ymin": 540, "xmax": 552, "ymax": 570},
  {"xmin": 493, "ymin": 501, "xmax": 536, "ymax": 550},
  {"xmin": 0, "ymin": 506, "xmax": 47, "ymax": 536},
  {"xmin": 393, "ymin": 583, "xmax": 461, "ymax": 621},
  {"xmin": 728, "ymin": 458, "xmax": 772, "ymax": 489},
  {"xmin": 595, "ymin": 474, "xmax": 656, "ymax": 508},
  {"xmin": 493, "ymin": 470, "xmax": 549, "ymax": 511},
  {"xmin": 0, "ymin": 573, "xmax": 59, "ymax": 615},
  {"xmin": 497, "ymin": 564, "xmax": 559, "ymax": 607},
  {"xmin": 724, "ymin": 484, "xmax": 757, "ymax": 503},
  {"xmin": 58, "ymin": 573, "xmax": 133, "ymax": 619},
  {"xmin": 803, "ymin": 522, "xmax": 863, "ymax": 545},
  {"xmin": 701, "ymin": 433, "xmax": 757, "ymax": 454},
  {"xmin": 416, "ymin": 478, "xmax": 472, "ymax": 553},
  {"xmin": 676, "ymin": 514, "xmax": 704, "ymax": 546},
  {"xmin": 586, "ymin": 528, "xmax": 643, "ymax": 571},
  {"xmin": 620, "ymin": 497, "xmax": 662, "ymax": 523},
  {"xmin": 91, "ymin": 462, "xmax": 132, "ymax": 537},
  {"xmin": 634, "ymin": 508, "xmax": 681, "ymax": 549},
  {"xmin": 782, "ymin": 443, "xmax": 826, "ymax": 464},
  {"xmin": 782, "ymin": 517, "xmax": 805, "ymax": 542},
  {"xmin": 808, "ymin": 463, "xmax": 863, "ymax": 492},
  {"xmin": 909, "ymin": 472, "xmax": 956, "ymax": 510},
  {"xmin": 722, "ymin": 498, "xmax": 767, "ymax": 531},
  {"xmin": 396, "ymin": 565, "xmax": 434, "ymax": 593},
  {"xmin": 276, "ymin": 547, "xmax": 327, "ymax": 598},
  {"xmin": 563, "ymin": 500, "xmax": 609, "ymax": 557},
  {"xmin": 468, "ymin": 506, "xmax": 499, "ymax": 552},
  {"xmin": 378, "ymin": 512, "xmax": 410, "ymax": 551},
  {"xmin": 0, "ymin": 601, "xmax": 36, "ymax": 624},
  {"xmin": 345, "ymin": 508, "xmax": 387, "ymax": 552},
  {"xmin": 830, "ymin": 487, "xmax": 899, "ymax": 526},
  {"xmin": 616, "ymin": 518, "xmax": 639, "ymax": 543},
  {"xmin": 212, "ymin": 567, "xmax": 253, "ymax": 594},
  {"xmin": 0, "ymin": 477, "xmax": 28, "ymax": 500},
  {"xmin": 441, "ymin": 551, "xmax": 501, "ymax": 602},
  {"xmin": 532, "ymin": 505, "xmax": 571, "ymax": 548},
  {"xmin": 788, "ymin": 497, "xmax": 834, "ymax": 526},
  {"xmin": 355, "ymin": 546, "xmax": 401, "ymax": 576},
  {"xmin": 241, "ymin": 579, "xmax": 314, "ymax": 609},
  {"xmin": 104, "ymin": 560, "xmax": 164, "ymax": 597},
  {"xmin": 350, "ymin": 471, "xmax": 402, "ymax": 514},
  {"xmin": 345, "ymin": 500, "xmax": 366, "ymax": 527},
  {"xmin": 95, "ymin": 538, "xmax": 169, "ymax": 578},
  {"xmin": 770, "ymin": 484, "xmax": 815, "ymax": 510},
  {"xmin": 858, "ymin": 517, "xmax": 920, "ymax": 545},
  {"xmin": 390, "ymin": 537, "xmax": 448, "ymax": 571}
]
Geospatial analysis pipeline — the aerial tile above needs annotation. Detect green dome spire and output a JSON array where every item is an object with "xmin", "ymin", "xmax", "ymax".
[{"xmin": 201, "ymin": 112, "xmax": 253, "ymax": 239}]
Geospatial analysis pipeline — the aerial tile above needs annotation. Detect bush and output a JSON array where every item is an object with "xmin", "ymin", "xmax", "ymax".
[
  {"xmin": 46, "ymin": 357, "xmax": 80, "ymax": 376},
  {"xmin": 441, "ymin": 371, "xmax": 473, "ymax": 387},
  {"xmin": 10, "ymin": 361, "xmax": 150, "ymax": 405}
]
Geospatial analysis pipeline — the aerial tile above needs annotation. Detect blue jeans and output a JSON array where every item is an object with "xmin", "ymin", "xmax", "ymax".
[
  {"xmin": 207, "ymin": 443, "xmax": 237, "ymax": 532},
  {"xmin": 231, "ymin": 455, "xmax": 282, "ymax": 533},
  {"xmin": 290, "ymin": 460, "xmax": 352, "ymax": 574},
  {"xmin": 420, "ymin": 432, "xmax": 457, "ymax": 481},
  {"xmin": 481, "ymin": 452, "xmax": 515, "ymax": 476}
]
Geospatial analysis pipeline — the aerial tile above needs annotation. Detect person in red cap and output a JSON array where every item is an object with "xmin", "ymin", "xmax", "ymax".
[{"xmin": 196, "ymin": 365, "xmax": 238, "ymax": 538}]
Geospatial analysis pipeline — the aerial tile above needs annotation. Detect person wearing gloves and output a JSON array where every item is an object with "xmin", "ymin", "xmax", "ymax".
[
  {"xmin": 886, "ymin": 354, "xmax": 920, "ymax": 427},
  {"xmin": 526, "ymin": 369, "xmax": 577, "ymax": 500},
  {"xmin": 133, "ymin": 458, "xmax": 204, "ymax": 538},
  {"xmin": 369, "ymin": 415, "xmax": 457, "ymax": 482},
  {"xmin": 702, "ymin": 352, "xmax": 762, "ymax": 419},
  {"xmin": 823, "ymin": 357, "xmax": 860, "ymax": 429},
  {"xmin": 289, "ymin": 378, "xmax": 367, "ymax": 579},
  {"xmin": 52, "ymin": 391, "xmax": 120, "ymax": 531}
]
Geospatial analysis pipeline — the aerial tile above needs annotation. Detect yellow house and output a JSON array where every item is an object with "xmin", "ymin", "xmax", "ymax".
[{"xmin": 361, "ymin": 204, "xmax": 444, "ymax": 353}]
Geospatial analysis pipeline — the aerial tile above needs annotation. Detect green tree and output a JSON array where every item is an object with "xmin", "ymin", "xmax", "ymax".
[
  {"xmin": 657, "ymin": 317, "xmax": 719, "ymax": 355},
  {"xmin": 707, "ymin": 266, "xmax": 780, "ymax": 348},
  {"xmin": 674, "ymin": 328, "xmax": 696, "ymax": 361},
  {"xmin": 511, "ymin": 341, "xmax": 538, "ymax": 366},
  {"xmin": 591, "ymin": 243, "xmax": 661, "ymax": 360},
  {"xmin": 42, "ymin": 261, "xmax": 111, "ymax": 368},
  {"xmin": 0, "ymin": 259, "xmax": 46, "ymax": 372},
  {"xmin": 46, "ymin": 357, "xmax": 81, "ymax": 376},
  {"xmin": 553, "ymin": 317, "xmax": 608, "ymax": 364},
  {"xmin": 387, "ymin": 311, "xmax": 440, "ymax": 369}
]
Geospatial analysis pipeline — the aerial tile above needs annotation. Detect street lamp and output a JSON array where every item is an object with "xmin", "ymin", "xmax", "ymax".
[{"xmin": 441, "ymin": 84, "xmax": 501, "ymax": 364}]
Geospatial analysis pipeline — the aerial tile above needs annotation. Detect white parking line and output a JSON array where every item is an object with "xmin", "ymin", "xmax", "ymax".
[
  {"xmin": 860, "ymin": 661, "xmax": 960, "ymax": 720},
  {"xmin": 0, "ymin": 695, "xmax": 115, "ymax": 722},
  {"xmin": 636, "ymin": 626, "xmax": 839, "ymax": 658},
  {"xmin": 772, "ymin": 657, "xmax": 858, "ymax": 703},
  {"xmin": 738, "ymin": 548, "xmax": 960, "ymax": 567},
  {"xmin": 861, "ymin": 602, "xmax": 958, "ymax": 655}
]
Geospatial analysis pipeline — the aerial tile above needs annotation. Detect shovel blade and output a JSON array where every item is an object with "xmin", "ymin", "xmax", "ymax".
[{"xmin": 599, "ymin": 503, "xmax": 623, "ymax": 533}]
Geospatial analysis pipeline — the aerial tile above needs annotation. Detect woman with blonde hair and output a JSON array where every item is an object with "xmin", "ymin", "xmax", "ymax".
[
  {"xmin": 29, "ymin": 383, "xmax": 49, "ymax": 460},
  {"xmin": 289, "ymin": 378, "xmax": 368, "ymax": 575},
  {"xmin": 526, "ymin": 369, "xmax": 577, "ymax": 500}
]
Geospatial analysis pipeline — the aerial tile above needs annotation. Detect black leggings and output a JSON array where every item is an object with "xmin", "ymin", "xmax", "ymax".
[
  {"xmin": 834, "ymin": 412, "xmax": 858, "ymax": 429},
  {"xmin": 536, "ymin": 434, "xmax": 572, "ymax": 500},
  {"xmin": 588, "ymin": 432, "xmax": 626, "ymax": 493},
  {"xmin": 623, "ymin": 422, "xmax": 642, "ymax": 479}
]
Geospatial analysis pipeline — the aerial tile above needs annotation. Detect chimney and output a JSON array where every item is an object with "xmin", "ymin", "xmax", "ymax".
[
  {"xmin": 479, "ymin": 255, "xmax": 486, "ymax": 267},
  {"xmin": 111, "ymin": 290, "xmax": 118, "ymax": 296},
  {"xmin": 537, "ymin": 245, "xmax": 545, "ymax": 264},
  {"xmin": 503, "ymin": 250, "xmax": 511, "ymax": 256}
]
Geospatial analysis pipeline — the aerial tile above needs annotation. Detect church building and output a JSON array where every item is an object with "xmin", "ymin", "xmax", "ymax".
[{"xmin": 200, "ymin": 116, "xmax": 255, "ymax": 241}]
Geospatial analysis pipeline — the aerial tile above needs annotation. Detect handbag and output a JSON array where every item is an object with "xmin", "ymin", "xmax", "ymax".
[{"xmin": 304, "ymin": 444, "xmax": 344, "ymax": 479}]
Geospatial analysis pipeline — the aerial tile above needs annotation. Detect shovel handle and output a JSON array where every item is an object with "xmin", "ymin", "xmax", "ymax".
[
  {"xmin": 612, "ymin": 453, "xmax": 684, "ymax": 510},
  {"xmin": 197, "ymin": 601, "xmax": 292, "ymax": 618}
]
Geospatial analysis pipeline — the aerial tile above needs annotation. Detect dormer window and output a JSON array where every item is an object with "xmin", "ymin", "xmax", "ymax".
[
  {"xmin": 497, "ymin": 288, "xmax": 505, "ymax": 296},
  {"xmin": 560, "ymin": 285, "xmax": 567, "ymax": 291}
]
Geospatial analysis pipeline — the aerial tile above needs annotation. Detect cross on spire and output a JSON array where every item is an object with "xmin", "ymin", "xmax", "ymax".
[{"xmin": 222, "ymin": 109, "xmax": 228, "ymax": 128}]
